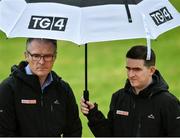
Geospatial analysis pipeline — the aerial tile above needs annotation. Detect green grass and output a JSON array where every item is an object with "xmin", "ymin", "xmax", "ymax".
[{"xmin": 0, "ymin": 0, "xmax": 180, "ymax": 137}]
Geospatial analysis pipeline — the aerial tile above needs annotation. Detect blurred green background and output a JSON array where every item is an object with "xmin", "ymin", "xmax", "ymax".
[{"xmin": 0, "ymin": 0, "xmax": 180, "ymax": 137}]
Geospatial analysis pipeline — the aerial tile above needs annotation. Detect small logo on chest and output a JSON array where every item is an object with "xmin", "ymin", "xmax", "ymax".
[
  {"xmin": 147, "ymin": 114, "xmax": 155, "ymax": 119},
  {"xmin": 116, "ymin": 110, "xmax": 129, "ymax": 116},
  {"xmin": 21, "ymin": 99, "xmax": 37, "ymax": 104}
]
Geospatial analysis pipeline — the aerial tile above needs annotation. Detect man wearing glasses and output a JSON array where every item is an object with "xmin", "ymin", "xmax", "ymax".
[{"xmin": 0, "ymin": 38, "xmax": 82, "ymax": 136}]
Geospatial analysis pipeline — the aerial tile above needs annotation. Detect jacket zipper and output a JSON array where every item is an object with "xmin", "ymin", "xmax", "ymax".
[
  {"xmin": 137, "ymin": 119, "xmax": 141, "ymax": 135},
  {"xmin": 40, "ymin": 94, "xmax": 48, "ymax": 135},
  {"xmin": 133, "ymin": 97, "xmax": 142, "ymax": 136},
  {"xmin": 41, "ymin": 95, "xmax": 44, "ymax": 107},
  {"xmin": 136, "ymin": 115, "xmax": 142, "ymax": 136}
]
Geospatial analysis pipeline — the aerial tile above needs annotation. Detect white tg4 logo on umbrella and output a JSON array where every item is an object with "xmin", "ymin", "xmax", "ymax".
[
  {"xmin": 150, "ymin": 7, "xmax": 173, "ymax": 26},
  {"xmin": 28, "ymin": 16, "xmax": 68, "ymax": 31}
]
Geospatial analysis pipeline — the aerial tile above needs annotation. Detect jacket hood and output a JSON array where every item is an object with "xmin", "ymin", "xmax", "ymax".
[
  {"xmin": 124, "ymin": 70, "xmax": 169, "ymax": 98},
  {"xmin": 10, "ymin": 61, "xmax": 61, "ymax": 91}
]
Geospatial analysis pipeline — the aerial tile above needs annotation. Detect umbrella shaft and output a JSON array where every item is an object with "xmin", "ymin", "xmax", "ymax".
[
  {"xmin": 84, "ymin": 43, "xmax": 89, "ymax": 101},
  {"xmin": 85, "ymin": 43, "xmax": 88, "ymax": 91}
]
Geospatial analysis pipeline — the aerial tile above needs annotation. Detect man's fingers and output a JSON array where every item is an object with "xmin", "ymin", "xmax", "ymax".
[
  {"xmin": 80, "ymin": 103, "xmax": 90, "ymax": 114},
  {"xmin": 80, "ymin": 99, "xmax": 88, "ymax": 108},
  {"xmin": 80, "ymin": 96, "xmax": 95, "ymax": 114},
  {"xmin": 81, "ymin": 106, "xmax": 89, "ymax": 114},
  {"xmin": 80, "ymin": 97, "xmax": 90, "ymax": 114}
]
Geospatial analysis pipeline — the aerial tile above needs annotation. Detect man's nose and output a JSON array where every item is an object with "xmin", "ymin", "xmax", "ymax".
[
  {"xmin": 128, "ymin": 70, "xmax": 135, "ymax": 78},
  {"xmin": 39, "ymin": 57, "xmax": 45, "ymax": 64}
]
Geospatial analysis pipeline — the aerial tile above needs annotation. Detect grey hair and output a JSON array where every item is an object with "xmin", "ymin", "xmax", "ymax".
[{"xmin": 26, "ymin": 38, "xmax": 57, "ymax": 53}]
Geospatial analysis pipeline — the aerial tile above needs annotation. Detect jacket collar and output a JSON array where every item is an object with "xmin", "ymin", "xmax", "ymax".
[
  {"xmin": 25, "ymin": 64, "xmax": 53, "ymax": 91},
  {"xmin": 124, "ymin": 70, "xmax": 169, "ymax": 98}
]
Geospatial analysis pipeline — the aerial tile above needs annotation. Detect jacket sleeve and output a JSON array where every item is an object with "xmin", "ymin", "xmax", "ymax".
[
  {"xmin": 0, "ymin": 78, "xmax": 17, "ymax": 136},
  {"xmin": 62, "ymin": 82, "xmax": 82, "ymax": 137},
  {"xmin": 87, "ymin": 92, "xmax": 119, "ymax": 137},
  {"xmin": 160, "ymin": 92, "xmax": 180, "ymax": 136},
  {"xmin": 87, "ymin": 104, "xmax": 112, "ymax": 137}
]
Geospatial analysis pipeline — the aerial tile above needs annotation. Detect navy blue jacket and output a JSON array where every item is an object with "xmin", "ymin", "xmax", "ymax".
[
  {"xmin": 0, "ymin": 61, "xmax": 82, "ymax": 136},
  {"xmin": 87, "ymin": 70, "xmax": 180, "ymax": 136}
]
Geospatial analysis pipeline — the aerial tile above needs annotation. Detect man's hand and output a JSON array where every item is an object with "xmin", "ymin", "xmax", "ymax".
[{"xmin": 80, "ymin": 97, "xmax": 95, "ymax": 115}]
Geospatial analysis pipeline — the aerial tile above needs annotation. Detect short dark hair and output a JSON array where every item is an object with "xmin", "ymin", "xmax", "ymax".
[
  {"xmin": 126, "ymin": 45, "xmax": 156, "ymax": 67},
  {"xmin": 26, "ymin": 38, "xmax": 57, "ymax": 53}
]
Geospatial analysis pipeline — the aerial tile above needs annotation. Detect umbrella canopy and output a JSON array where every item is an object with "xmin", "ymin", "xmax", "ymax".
[{"xmin": 0, "ymin": 0, "xmax": 180, "ymax": 45}]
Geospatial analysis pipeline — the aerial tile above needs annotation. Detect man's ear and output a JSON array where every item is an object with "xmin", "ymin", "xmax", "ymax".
[
  {"xmin": 150, "ymin": 66, "xmax": 156, "ymax": 75},
  {"xmin": 24, "ymin": 51, "xmax": 28, "ymax": 61}
]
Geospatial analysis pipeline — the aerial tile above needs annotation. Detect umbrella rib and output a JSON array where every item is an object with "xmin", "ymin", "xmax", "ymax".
[{"xmin": 123, "ymin": 0, "xmax": 132, "ymax": 23}]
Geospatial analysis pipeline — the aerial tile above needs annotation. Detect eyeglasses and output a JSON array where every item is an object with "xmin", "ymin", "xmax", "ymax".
[{"xmin": 27, "ymin": 51, "xmax": 56, "ymax": 62}]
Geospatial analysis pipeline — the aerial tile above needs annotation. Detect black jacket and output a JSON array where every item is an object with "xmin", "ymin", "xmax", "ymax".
[
  {"xmin": 87, "ymin": 70, "xmax": 180, "ymax": 137},
  {"xmin": 0, "ymin": 61, "xmax": 82, "ymax": 136}
]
